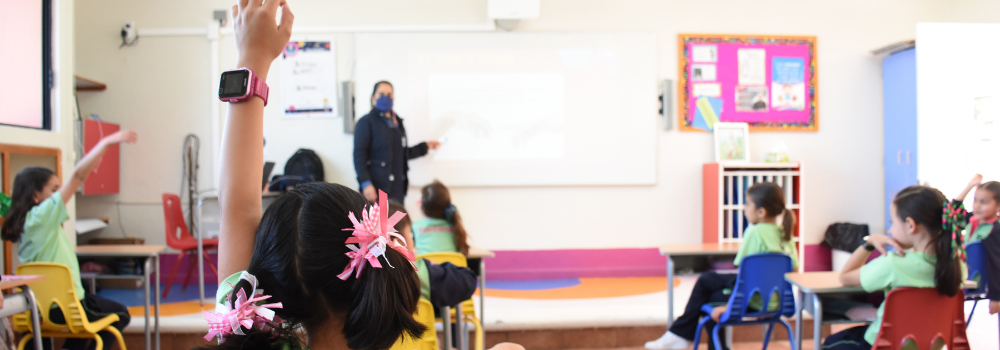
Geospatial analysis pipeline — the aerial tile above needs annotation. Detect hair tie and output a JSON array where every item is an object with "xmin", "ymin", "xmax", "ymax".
[
  {"xmin": 203, "ymin": 271, "xmax": 284, "ymax": 341},
  {"xmin": 445, "ymin": 204, "xmax": 457, "ymax": 221},
  {"xmin": 941, "ymin": 201, "xmax": 969, "ymax": 261},
  {"xmin": 338, "ymin": 189, "xmax": 416, "ymax": 280}
]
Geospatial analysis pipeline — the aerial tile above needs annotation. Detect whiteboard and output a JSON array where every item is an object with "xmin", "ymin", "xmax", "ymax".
[{"xmin": 355, "ymin": 32, "xmax": 658, "ymax": 186}]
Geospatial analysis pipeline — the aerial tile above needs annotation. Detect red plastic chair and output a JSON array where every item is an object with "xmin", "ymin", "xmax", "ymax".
[
  {"xmin": 162, "ymin": 193, "xmax": 219, "ymax": 298},
  {"xmin": 872, "ymin": 287, "xmax": 970, "ymax": 350}
]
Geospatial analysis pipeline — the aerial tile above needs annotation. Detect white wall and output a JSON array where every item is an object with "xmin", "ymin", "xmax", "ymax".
[
  {"xmin": 0, "ymin": 0, "xmax": 77, "ymax": 246},
  {"xmin": 70, "ymin": 0, "xmax": 993, "ymax": 251}
]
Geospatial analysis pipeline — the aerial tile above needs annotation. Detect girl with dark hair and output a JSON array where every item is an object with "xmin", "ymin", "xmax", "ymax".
[
  {"xmin": 209, "ymin": 5, "xmax": 521, "ymax": 350},
  {"xmin": 823, "ymin": 185, "xmax": 967, "ymax": 350},
  {"xmin": 646, "ymin": 182, "xmax": 798, "ymax": 350},
  {"xmin": 353, "ymin": 80, "xmax": 440, "ymax": 204},
  {"xmin": 414, "ymin": 180, "xmax": 470, "ymax": 256},
  {"xmin": 953, "ymin": 173, "xmax": 1000, "ymax": 243},
  {"xmin": 2, "ymin": 129, "xmax": 137, "ymax": 350}
]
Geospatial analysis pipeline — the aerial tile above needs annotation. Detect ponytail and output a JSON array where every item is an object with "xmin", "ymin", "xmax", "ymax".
[
  {"xmin": 448, "ymin": 207, "xmax": 471, "ymax": 256},
  {"xmin": 746, "ymin": 182, "xmax": 794, "ymax": 242},
  {"xmin": 2, "ymin": 167, "xmax": 56, "ymax": 242},
  {"xmin": 893, "ymin": 186, "xmax": 963, "ymax": 297},
  {"xmin": 780, "ymin": 209, "xmax": 796, "ymax": 242}
]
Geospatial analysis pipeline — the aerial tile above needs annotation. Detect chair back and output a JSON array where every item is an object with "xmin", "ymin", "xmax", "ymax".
[
  {"xmin": 417, "ymin": 252, "xmax": 468, "ymax": 268},
  {"xmin": 389, "ymin": 299, "xmax": 439, "ymax": 350},
  {"xmin": 719, "ymin": 253, "xmax": 795, "ymax": 323},
  {"xmin": 162, "ymin": 193, "xmax": 194, "ymax": 249},
  {"xmin": 965, "ymin": 241, "xmax": 987, "ymax": 296},
  {"xmin": 13, "ymin": 263, "xmax": 89, "ymax": 333},
  {"xmin": 873, "ymin": 287, "xmax": 969, "ymax": 350}
]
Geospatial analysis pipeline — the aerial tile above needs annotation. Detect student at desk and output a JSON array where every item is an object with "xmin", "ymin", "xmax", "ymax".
[
  {"xmin": 2, "ymin": 130, "xmax": 137, "ymax": 350},
  {"xmin": 647, "ymin": 182, "xmax": 797, "ymax": 350},
  {"xmin": 825, "ymin": 186, "xmax": 966, "ymax": 350}
]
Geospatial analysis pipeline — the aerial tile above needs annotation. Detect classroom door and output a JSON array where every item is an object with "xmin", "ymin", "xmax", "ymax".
[{"xmin": 882, "ymin": 48, "xmax": 918, "ymax": 229}]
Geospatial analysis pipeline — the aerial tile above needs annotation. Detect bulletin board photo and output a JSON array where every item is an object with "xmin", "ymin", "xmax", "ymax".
[{"xmin": 678, "ymin": 34, "xmax": 818, "ymax": 132}]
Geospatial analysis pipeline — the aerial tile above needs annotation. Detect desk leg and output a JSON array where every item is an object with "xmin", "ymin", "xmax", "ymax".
[
  {"xmin": 812, "ymin": 293, "xmax": 823, "ymax": 350},
  {"xmin": 155, "ymin": 254, "xmax": 161, "ymax": 350},
  {"xmin": 23, "ymin": 286, "xmax": 42, "ymax": 350},
  {"xmin": 442, "ymin": 306, "xmax": 452, "ymax": 350},
  {"xmin": 198, "ymin": 200, "xmax": 205, "ymax": 307},
  {"xmin": 479, "ymin": 259, "xmax": 485, "ymax": 326},
  {"xmin": 456, "ymin": 303, "xmax": 466, "ymax": 350},
  {"xmin": 144, "ymin": 257, "xmax": 152, "ymax": 350},
  {"xmin": 666, "ymin": 256, "xmax": 674, "ymax": 328},
  {"xmin": 795, "ymin": 289, "xmax": 803, "ymax": 350}
]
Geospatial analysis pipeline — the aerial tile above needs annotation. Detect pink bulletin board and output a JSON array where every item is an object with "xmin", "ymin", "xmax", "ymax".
[{"xmin": 678, "ymin": 34, "xmax": 818, "ymax": 132}]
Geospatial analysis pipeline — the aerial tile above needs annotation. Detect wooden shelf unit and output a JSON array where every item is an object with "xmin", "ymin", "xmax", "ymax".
[{"xmin": 703, "ymin": 162, "xmax": 803, "ymax": 246}]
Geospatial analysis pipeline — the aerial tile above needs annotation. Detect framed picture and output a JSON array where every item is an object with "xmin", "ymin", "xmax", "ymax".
[{"xmin": 714, "ymin": 122, "xmax": 750, "ymax": 163}]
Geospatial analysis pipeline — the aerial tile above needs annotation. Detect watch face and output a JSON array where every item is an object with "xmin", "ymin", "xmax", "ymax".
[{"xmin": 219, "ymin": 69, "xmax": 251, "ymax": 98}]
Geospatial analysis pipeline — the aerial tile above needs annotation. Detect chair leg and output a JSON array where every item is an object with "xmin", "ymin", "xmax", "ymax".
[
  {"xmin": 711, "ymin": 324, "xmax": 725, "ymax": 350},
  {"xmin": 967, "ymin": 299, "xmax": 978, "ymax": 327},
  {"xmin": 693, "ymin": 315, "xmax": 711, "ymax": 349},
  {"xmin": 16, "ymin": 334, "xmax": 31, "ymax": 350},
  {"xmin": 93, "ymin": 333, "xmax": 104, "ymax": 350},
  {"xmin": 163, "ymin": 250, "xmax": 187, "ymax": 298},
  {"xmin": 202, "ymin": 249, "xmax": 219, "ymax": 277},
  {"xmin": 762, "ymin": 323, "xmax": 775, "ymax": 350},
  {"xmin": 182, "ymin": 250, "xmax": 198, "ymax": 291},
  {"xmin": 778, "ymin": 320, "xmax": 796, "ymax": 350},
  {"xmin": 107, "ymin": 326, "xmax": 127, "ymax": 350}
]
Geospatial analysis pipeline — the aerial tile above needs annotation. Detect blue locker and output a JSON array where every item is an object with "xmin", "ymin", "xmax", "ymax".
[{"xmin": 882, "ymin": 48, "xmax": 918, "ymax": 228}]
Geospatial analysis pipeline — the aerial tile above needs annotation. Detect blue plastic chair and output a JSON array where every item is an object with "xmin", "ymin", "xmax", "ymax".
[
  {"xmin": 964, "ymin": 241, "xmax": 987, "ymax": 327},
  {"xmin": 692, "ymin": 253, "xmax": 797, "ymax": 350}
]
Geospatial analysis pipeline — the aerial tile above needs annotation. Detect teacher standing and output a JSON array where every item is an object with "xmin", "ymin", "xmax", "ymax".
[{"xmin": 354, "ymin": 81, "xmax": 440, "ymax": 203}]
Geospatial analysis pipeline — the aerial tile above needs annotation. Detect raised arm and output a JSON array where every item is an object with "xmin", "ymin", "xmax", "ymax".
[
  {"xmin": 218, "ymin": 0, "xmax": 293, "ymax": 281},
  {"xmin": 955, "ymin": 174, "xmax": 983, "ymax": 202},
  {"xmin": 59, "ymin": 130, "xmax": 138, "ymax": 204}
]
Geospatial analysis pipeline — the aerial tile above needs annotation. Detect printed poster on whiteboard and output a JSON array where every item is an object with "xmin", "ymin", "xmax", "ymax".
[{"xmin": 280, "ymin": 40, "xmax": 338, "ymax": 118}]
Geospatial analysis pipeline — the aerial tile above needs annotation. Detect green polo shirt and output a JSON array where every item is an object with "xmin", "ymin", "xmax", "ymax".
[
  {"xmin": 17, "ymin": 193, "xmax": 86, "ymax": 300},
  {"xmin": 733, "ymin": 223, "xmax": 799, "ymax": 311},
  {"xmin": 411, "ymin": 218, "xmax": 458, "ymax": 254},
  {"xmin": 860, "ymin": 252, "xmax": 967, "ymax": 345}
]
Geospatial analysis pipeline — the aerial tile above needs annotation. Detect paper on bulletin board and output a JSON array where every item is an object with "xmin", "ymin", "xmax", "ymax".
[
  {"xmin": 735, "ymin": 86, "xmax": 768, "ymax": 112},
  {"xmin": 693, "ymin": 96, "xmax": 723, "ymax": 131},
  {"xmin": 280, "ymin": 40, "xmax": 338, "ymax": 119},
  {"xmin": 737, "ymin": 49, "xmax": 766, "ymax": 86},
  {"xmin": 691, "ymin": 64, "xmax": 716, "ymax": 81},
  {"xmin": 692, "ymin": 83, "xmax": 721, "ymax": 97},
  {"xmin": 691, "ymin": 45, "xmax": 718, "ymax": 62},
  {"xmin": 771, "ymin": 57, "xmax": 805, "ymax": 111}
]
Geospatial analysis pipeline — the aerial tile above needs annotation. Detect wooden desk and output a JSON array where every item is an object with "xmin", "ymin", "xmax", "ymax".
[
  {"xmin": 659, "ymin": 243, "xmax": 741, "ymax": 327},
  {"xmin": 0, "ymin": 275, "xmax": 45, "ymax": 350},
  {"xmin": 785, "ymin": 271, "xmax": 977, "ymax": 350},
  {"xmin": 76, "ymin": 245, "xmax": 165, "ymax": 350}
]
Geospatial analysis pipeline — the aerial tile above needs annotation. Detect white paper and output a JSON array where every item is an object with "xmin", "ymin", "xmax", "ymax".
[
  {"xmin": 691, "ymin": 45, "xmax": 717, "ymax": 62},
  {"xmin": 692, "ymin": 83, "xmax": 722, "ymax": 97},
  {"xmin": 691, "ymin": 64, "xmax": 717, "ymax": 81},
  {"xmin": 280, "ymin": 40, "xmax": 338, "ymax": 119},
  {"xmin": 428, "ymin": 73, "xmax": 566, "ymax": 161},
  {"xmin": 737, "ymin": 49, "xmax": 766, "ymax": 86},
  {"xmin": 75, "ymin": 219, "xmax": 108, "ymax": 235}
]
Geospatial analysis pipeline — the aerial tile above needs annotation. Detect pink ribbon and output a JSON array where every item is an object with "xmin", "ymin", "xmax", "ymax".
[
  {"xmin": 203, "ymin": 274, "xmax": 284, "ymax": 341},
  {"xmin": 338, "ymin": 190, "xmax": 416, "ymax": 280}
]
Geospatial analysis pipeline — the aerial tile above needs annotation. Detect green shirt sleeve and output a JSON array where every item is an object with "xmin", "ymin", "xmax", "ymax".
[
  {"xmin": 25, "ymin": 192, "xmax": 69, "ymax": 234},
  {"xmin": 860, "ymin": 255, "xmax": 894, "ymax": 293},
  {"xmin": 733, "ymin": 227, "xmax": 762, "ymax": 266}
]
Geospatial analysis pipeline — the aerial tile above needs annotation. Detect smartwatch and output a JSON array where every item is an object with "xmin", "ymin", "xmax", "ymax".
[
  {"xmin": 218, "ymin": 67, "xmax": 269, "ymax": 106},
  {"xmin": 862, "ymin": 236, "xmax": 876, "ymax": 251}
]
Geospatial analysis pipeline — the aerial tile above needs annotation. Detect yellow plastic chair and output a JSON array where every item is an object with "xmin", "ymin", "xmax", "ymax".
[
  {"xmin": 417, "ymin": 252, "xmax": 484, "ymax": 350},
  {"xmin": 390, "ymin": 299, "xmax": 438, "ymax": 350},
  {"xmin": 12, "ymin": 263, "xmax": 127, "ymax": 350}
]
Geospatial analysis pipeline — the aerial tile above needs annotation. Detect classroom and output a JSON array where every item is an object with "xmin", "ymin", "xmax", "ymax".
[{"xmin": 1, "ymin": 0, "xmax": 999, "ymax": 349}]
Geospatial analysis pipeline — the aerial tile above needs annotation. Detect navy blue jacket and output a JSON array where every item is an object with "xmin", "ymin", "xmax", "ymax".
[{"xmin": 353, "ymin": 109, "xmax": 428, "ymax": 201}]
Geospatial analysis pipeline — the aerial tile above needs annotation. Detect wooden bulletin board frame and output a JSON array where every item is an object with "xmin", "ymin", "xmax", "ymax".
[
  {"xmin": 678, "ymin": 34, "xmax": 818, "ymax": 132},
  {"xmin": 0, "ymin": 144, "xmax": 62, "ymax": 274}
]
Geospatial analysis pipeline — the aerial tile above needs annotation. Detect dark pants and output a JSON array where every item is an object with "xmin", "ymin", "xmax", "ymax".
[
  {"xmin": 35, "ymin": 293, "xmax": 131, "ymax": 350},
  {"xmin": 822, "ymin": 326, "xmax": 870, "ymax": 350},
  {"xmin": 669, "ymin": 272, "xmax": 737, "ymax": 350}
]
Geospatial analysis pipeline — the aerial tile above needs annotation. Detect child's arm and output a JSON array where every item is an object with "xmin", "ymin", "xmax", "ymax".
[
  {"xmin": 839, "ymin": 234, "xmax": 903, "ymax": 286},
  {"xmin": 955, "ymin": 174, "xmax": 983, "ymax": 202},
  {"xmin": 59, "ymin": 130, "xmax": 138, "ymax": 204},
  {"xmin": 217, "ymin": 0, "xmax": 293, "ymax": 281}
]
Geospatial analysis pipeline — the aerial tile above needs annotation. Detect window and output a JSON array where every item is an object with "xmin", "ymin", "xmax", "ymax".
[{"xmin": 0, "ymin": 0, "xmax": 53, "ymax": 129}]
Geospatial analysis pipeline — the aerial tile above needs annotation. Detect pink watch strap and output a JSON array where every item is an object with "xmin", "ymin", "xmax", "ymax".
[{"xmin": 252, "ymin": 74, "xmax": 269, "ymax": 106}]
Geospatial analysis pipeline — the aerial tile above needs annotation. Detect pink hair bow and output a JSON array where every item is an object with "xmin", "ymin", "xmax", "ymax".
[
  {"xmin": 338, "ymin": 190, "xmax": 416, "ymax": 280},
  {"xmin": 203, "ymin": 272, "xmax": 284, "ymax": 341}
]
